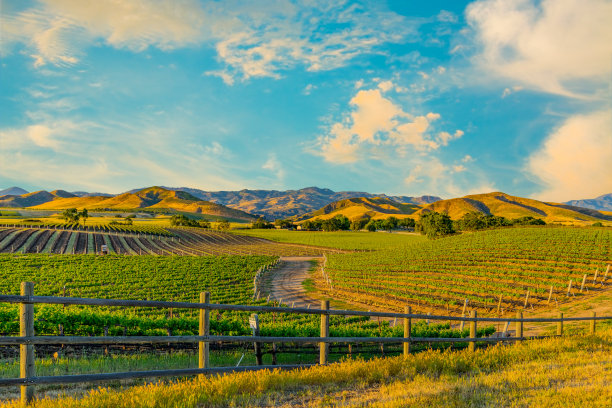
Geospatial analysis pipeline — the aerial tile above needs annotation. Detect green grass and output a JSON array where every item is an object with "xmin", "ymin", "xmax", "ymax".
[
  {"xmin": 232, "ymin": 230, "xmax": 426, "ymax": 250},
  {"xmin": 3, "ymin": 328, "xmax": 610, "ymax": 407}
]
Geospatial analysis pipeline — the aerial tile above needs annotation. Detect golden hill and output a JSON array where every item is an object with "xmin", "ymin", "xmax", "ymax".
[
  {"xmin": 30, "ymin": 187, "xmax": 257, "ymax": 221},
  {"xmin": 414, "ymin": 192, "xmax": 612, "ymax": 224},
  {"xmin": 295, "ymin": 197, "xmax": 420, "ymax": 222}
]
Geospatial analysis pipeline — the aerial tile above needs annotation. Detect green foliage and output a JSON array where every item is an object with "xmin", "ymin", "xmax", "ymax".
[
  {"xmin": 417, "ymin": 211, "xmax": 455, "ymax": 238},
  {"xmin": 511, "ymin": 216, "xmax": 546, "ymax": 226},
  {"xmin": 251, "ymin": 217, "xmax": 274, "ymax": 229},
  {"xmin": 592, "ymin": 222, "xmax": 603, "ymax": 227},
  {"xmin": 274, "ymin": 219, "xmax": 295, "ymax": 229},
  {"xmin": 61, "ymin": 208, "xmax": 80, "ymax": 223},
  {"xmin": 217, "ymin": 219, "xmax": 231, "ymax": 230}
]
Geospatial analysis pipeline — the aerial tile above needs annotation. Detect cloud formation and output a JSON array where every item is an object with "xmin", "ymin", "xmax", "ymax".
[
  {"xmin": 527, "ymin": 110, "xmax": 612, "ymax": 202},
  {"xmin": 316, "ymin": 86, "xmax": 462, "ymax": 163},
  {"xmin": 466, "ymin": 0, "xmax": 612, "ymax": 98},
  {"xmin": 2, "ymin": 0, "xmax": 417, "ymax": 80}
]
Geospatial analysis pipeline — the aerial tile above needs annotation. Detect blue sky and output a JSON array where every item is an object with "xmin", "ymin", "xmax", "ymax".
[{"xmin": 1, "ymin": 0, "xmax": 610, "ymax": 201}]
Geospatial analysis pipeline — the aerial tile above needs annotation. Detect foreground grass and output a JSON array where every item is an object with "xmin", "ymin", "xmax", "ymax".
[
  {"xmin": 232, "ymin": 230, "xmax": 425, "ymax": 250},
  {"xmin": 3, "ymin": 329, "xmax": 610, "ymax": 407}
]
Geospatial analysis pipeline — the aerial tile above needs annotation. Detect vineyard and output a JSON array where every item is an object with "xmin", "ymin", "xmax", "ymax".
[
  {"xmin": 0, "ymin": 255, "xmax": 486, "ymax": 341},
  {"xmin": 321, "ymin": 227, "xmax": 611, "ymax": 315},
  {"xmin": 0, "ymin": 227, "xmax": 325, "ymax": 257}
]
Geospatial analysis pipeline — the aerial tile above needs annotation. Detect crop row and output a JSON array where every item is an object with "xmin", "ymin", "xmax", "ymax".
[
  {"xmin": 0, "ymin": 227, "xmax": 326, "ymax": 257},
  {"xmin": 324, "ymin": 227, "xmax": 611, "ymax": 313}
]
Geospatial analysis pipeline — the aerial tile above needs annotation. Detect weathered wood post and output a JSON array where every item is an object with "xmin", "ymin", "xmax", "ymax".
[
  {"xmin": 250, "ymin": 314, "xmax": 263, "ymax": 366},
  {"xmin": 403, "ymin": 306, "xmax": 411, "ymax": 358},
  {"xmin": 459, "ymin": 299, "xmax": 468, "ymax": 331},
  {"xmin": 199, "ymin": 292, "xmax": 210, "ymax": 378},
  {"xmin": 590, "ymin": 311, "xmax": 596, "ymax": 334},
  {"xmin": 20, "ymin": 281, "xmax": 35, "ymax": 405},
  {"xmin": 567, "ymin": 280, "xmax": 572, "ymax": 296},
  {"xmin": 523, "ymin": 289, "xmax": 530, "ymax": 309},
  {"xmin": 547, "ymin": 286, "xmax": 553, "ymax": 305},
  {"xmin": 557, "ymin": 312, "xmax": 563, "ymax": 336},
  {"xmin": 497, "ymin": 295, "xmax": 502, "ymax": 314},
  {"xmin": 469, "ymin": 310, "xmax": 477, "ymax": 352},
  {"xmin": 320, "ymin": 300, "xmax": 329, "ymax": 365},
  {"xmin": 580, "ymin": 274, "xmax": 587, "ymax": 292},
  {"xmin": 516, "ymin": 311, "xmax": 523, "ymax": 341}
]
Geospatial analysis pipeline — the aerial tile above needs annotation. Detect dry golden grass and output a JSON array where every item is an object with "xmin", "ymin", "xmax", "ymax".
[{"xmin": 3, "ymin": 328, "xmax": 610, "ymax": 408}]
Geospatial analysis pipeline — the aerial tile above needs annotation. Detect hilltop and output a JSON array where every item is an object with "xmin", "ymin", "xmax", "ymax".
[
  {"xmin": 565, "ymin": 193, "xmax": 612, "ymax": 212},
  {"xmin": 153, "ymin": 186, "xmax": 440, "ymax": 219},
  {"xmin": 415, "ymin": 192, "xmax": 612, "ymax": 224},
  {"xmin": 294, "ymin": 196, "xmax": 420, "ymax": 222},
  {"xmin": 27, "ymin": 187, "xmax": 257, "ymax": 221}
]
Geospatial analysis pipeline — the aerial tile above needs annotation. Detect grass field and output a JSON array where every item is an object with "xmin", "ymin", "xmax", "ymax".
[
  {"xmin": 233, "ymin": 229, "xmax": 426, "ymax": 250},
  {"xmin": 2, "ymin": 328, "xmax": 610, "ymax": 408}
]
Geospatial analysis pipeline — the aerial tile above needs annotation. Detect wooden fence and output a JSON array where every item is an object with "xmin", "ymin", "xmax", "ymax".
[{"xmin": 0, "ymin": 282, "xmax": 610, "ymax": 405}]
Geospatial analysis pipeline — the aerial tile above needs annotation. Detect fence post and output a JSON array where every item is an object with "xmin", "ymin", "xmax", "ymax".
[
  {"xmin": 250, "ymin": 314, "xmax": 263, "ymax": 366},
  {"xmin": 469, "ymin": 310, "xmax": 477, "ymax": 352},
  {"xmin": 557, "ymin": 312, "xmax": 563, "ymax": 336},
  {"xmin": 403, "ymin": 306, "xmax": 411, "ymax": 358},
  {"xmin": 320, "ymin": 300, "xmax": 329, "ymax": 365},
  {"xmin": 20, "ymin": 281, "xmax": 35, "ymax": 405},
  {"xmin": 199, "ymin": 292, "xmax": 210, "ymax": 377},
  {"xmin": 516, "ymin": 311, "xmax": 523, "ymax": 341},
  {"xmin": 590, "ymin": 311, "xmax": 596, "ymax": 334}
]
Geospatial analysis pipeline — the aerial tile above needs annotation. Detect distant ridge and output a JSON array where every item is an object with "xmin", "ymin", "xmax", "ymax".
[
  {"xmin": 0, "ymin": 187, "xmax": 28, "ymax": 196},
  {"xmin": 294, "ymin": 196, "xmax": 420, "ymax": 222},
  {"xmin": 564, "ymin": 193, "xmax": 612, "ymax": 212},
  {"xmin": 30, "ymin": 186, "xmax": 257, "ymax": 222},
  {"xmin": 415, "ymin": 192, "xmax": 612, "ymax": 223},
  {"xmin": 137, "ymin": 186, "xmax": 441, "ymax": 220}
]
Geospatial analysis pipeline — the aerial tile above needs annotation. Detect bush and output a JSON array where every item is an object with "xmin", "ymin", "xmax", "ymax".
[{"xmin": 417, "ymin": 211, "xmax": 455, "ymax": 239}]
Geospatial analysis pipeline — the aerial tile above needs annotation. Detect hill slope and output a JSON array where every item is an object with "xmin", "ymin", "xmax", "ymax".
[
  {"xmin": 415, "ymin": 192, "xmax": 612, "ymax": 223},
  {"xmin": 30, "ymin": 187, "xmax": 257, "ymax": 221},
  {"xmin": 295, "ymin": 196, "xmax": 420, "ymax": 222},
  {"xmin": 565, "ymin": 193, "xmax": 612, "ymax": 211},
  {"xmin": 154, "ymin": 186, "xmax": 440, "ymax": 219},
  {"xmin": 0, "ymin": 187, "xmax": 28, "ymax": 196}
]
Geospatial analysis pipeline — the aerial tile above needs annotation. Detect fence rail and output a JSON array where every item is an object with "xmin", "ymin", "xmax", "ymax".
[{"xmin": 1, "ymin": 282, "xmax": 610, "ymax": 405}]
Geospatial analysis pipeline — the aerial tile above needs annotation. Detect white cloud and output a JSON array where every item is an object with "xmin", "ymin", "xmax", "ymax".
[
  {"xmin": 466, "ymin": 0, "xmax": 612, "ymax": 98},
  {"xmin": 315, "ymin": 88, "xmax": 464, "ymax": 163},
  {"xmin": 461, "ymin": 155, "xmax": 475, "ymax": 163},
  {"xmin": 438, "ymin": 130, "xmax": 464, "ymax": 146},
  {"xmin": 377, "ymin": 80, "xmax": 393, "ymax": 92},
  {"xmin": 1, "ymin": 0, "xmax": 206, "ymax": 68},
  {"xmin": 527, "ymin": 110, "xmax": 612, "ymax": 202},
  {"xmin": 262, "ymin": 153, "xmax": 285, "ymax": 179},
  {"xmin": 354, "ymin": 79, "xmax": 364, "ymax": 89},
  {"xmin": 501, "ymin": 85, "xmax": 524, "ymax": 98},
  {"xmin": 203, "ymin": 142, "xmax": 225, "ymax": 156},
  {"xmin": 452, "ymin": 164, "xmax": 467, "ymax": 173},
  {"xmin": 303, "ymin": 84, "xmax": 316, "ymax": 95}
]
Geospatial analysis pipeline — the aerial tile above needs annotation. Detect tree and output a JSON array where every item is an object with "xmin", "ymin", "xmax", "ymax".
[
  {"xmin": 217, "ymin": 219, "xmax": 230, "ymax": 231},
  {"xmin": 275, "ymin": 219, "xmax": 294, "ymax": 229},
  {"xmin": 80, "ymin": 208, "xmax": 88, "ymax": 225},
  {"xmin": 365, "ymin": 220, "xmax": 377, "ymax": 232},
  {"xmin": 350, "ymin": 218, "xmax": 369, "ymax": 231},
  {"xmin": 198, "ymin": 220, "xmax": 211, "ymax": 229},
  {"xmin": 398, "ymin": 217, "xmax": 415, "ymax": 229},
  {"xmin": 62, "ymin": 208, "xmax": 79, "ymax": 223},
  {"xmin": 417, "ymin": 211, "xmax": 455, "ymax": 239},
  {"xmin": 252, "ymin": 217, "xmax": 274, "ymax": 229}
]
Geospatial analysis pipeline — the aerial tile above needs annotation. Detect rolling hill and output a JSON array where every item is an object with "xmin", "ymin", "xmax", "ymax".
[
  {"xmin": 564, "ymin": 193, "xmax": 612, "ymax": 212},
  {"xmin": 294, "ymin": 196, "xmax": 421, "ymax": 222},
  {"xmin": 147, "ymin": 186, "xmax": 440, "ymax": 220},
  {"xmin": 0, "ymin": 187, "xmax": 28, "ymax": 196},
  {"xmin": 414, "ymin": 192, "xmax": 612, "ymax": 224},
  {"xmin": 28, "ymin": 187, "xmax": 257, "ymax": 221}
]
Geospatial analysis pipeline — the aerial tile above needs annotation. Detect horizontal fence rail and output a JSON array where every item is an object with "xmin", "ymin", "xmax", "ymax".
[{"xmin": 1, "ymin": 282, "xmax": 610, "ymax": 405}]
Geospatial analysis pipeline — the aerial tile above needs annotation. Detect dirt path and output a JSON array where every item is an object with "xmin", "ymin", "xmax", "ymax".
[{"xmin": 266, "ymin": 257, "xmax": 323, "ymax": 308}]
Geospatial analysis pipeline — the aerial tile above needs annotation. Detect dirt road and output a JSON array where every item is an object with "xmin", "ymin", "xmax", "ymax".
[{"xmin": 267, "ymin": 257, "xmax": 323, "ymax": 308}]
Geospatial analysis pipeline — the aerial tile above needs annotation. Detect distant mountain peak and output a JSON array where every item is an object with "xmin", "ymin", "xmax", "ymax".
[{"xmin": 0, "ymin": 187, "xmax": 28, "ymax": 196}]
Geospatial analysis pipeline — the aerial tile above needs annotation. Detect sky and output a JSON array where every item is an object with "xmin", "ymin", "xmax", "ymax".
[{"xmin": 1, "ymin": 0, "xmax": 611, "ymax": 202}]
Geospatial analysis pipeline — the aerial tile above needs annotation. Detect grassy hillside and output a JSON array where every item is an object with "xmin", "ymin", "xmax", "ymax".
[
  {"xmin": 6, "ymin": 329, "xmax": 610, "ymax": 407},
  {"xmin": 295, "ymin": 196, "xmax": 420, "ymax": 222},
  {"xmin": 31, "ymin": 187, "xmax": 257, "ymax": 221},
  {"xmin": 415, "ymin": 192, "xmax": 612, "ymax": 224}
]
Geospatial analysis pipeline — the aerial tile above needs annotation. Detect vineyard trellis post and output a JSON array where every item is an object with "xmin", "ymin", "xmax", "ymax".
[
  {"xmin": 557, "ymin": 312, "xmax": 563, "ymax": 336},
  {"xmin": 516, "ymin": 311, "xmax": 523, "ymax": 341},
  {"xmin": 403, "ymin": 306, "xmax": 411, "ymax": 357},
  {"xmin": 469, "ymin": 310, "xmax": 477, "ymax": 352},
  {"xmin": 20, "ymin": 282, "xmax": 35, "ymax": 405},
  {"xmin": 320, "ymin": 300, "xmax": 329, "ymax": 364},
  {"xmin": 590, "ymin": 312, "xmax": 596, "ymax": 334},
  {"xmin": 199, "ymin": 292, "xmax": 210, "ymax": 377}
]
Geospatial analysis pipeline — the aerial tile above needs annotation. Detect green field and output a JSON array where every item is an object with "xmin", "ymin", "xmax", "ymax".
[
  {"xmin": 322, "ymin": 227, "xmax": 611, "ymax": 314},
  {"xmin": 233, "ymin": 229, "xmax": 426, "ymax": 250}
]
